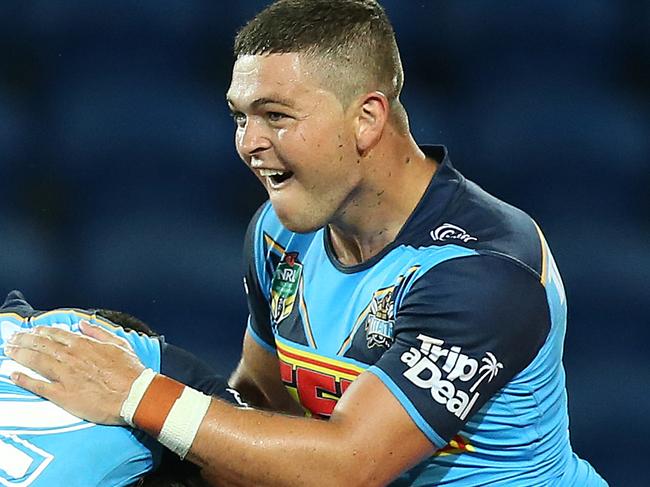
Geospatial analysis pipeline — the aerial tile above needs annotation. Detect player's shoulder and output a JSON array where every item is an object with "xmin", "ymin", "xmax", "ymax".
[
  {"xmin": 401, "ymin": 146, "xmax": 545, "ymax": 280},
  {"xmin": 442, "ymin": 178, "xmax": 543, "ymax": 277}
]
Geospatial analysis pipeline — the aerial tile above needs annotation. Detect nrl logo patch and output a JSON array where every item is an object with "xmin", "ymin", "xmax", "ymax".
[
  {"xmin": 271, "ymin": 252, "xmax": 303, "ymax": 324},
  {"xmin": 364, "ymin": 288, "xmax": 396, "ymax": 349}
]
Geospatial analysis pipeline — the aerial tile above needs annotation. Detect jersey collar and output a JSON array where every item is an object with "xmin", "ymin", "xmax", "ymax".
[{"xmin": 324, "ymin": 145, "xmax": 463, "ymax": 273}]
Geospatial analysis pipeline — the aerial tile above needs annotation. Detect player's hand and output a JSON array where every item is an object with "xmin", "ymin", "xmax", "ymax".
[
  {"xmin": 81, "ymin": 320, "xmax": 135, "ymax": 351},
  {"xmin": 4, "ymin": 321, "xmax": 144, "ymax": 426}
]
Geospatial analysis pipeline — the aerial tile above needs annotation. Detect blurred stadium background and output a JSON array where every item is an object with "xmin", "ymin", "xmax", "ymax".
[{"xmin": 0, "ymin": 1, "xmax": 648, "ymax": 483}]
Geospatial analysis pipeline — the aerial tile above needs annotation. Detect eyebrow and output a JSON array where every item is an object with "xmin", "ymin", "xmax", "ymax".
[{"xmin": 226, "ymin": 95, "xmax": 297, "ymax": 110}]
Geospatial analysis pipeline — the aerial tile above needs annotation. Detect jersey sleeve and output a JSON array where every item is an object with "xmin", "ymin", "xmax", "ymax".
[
  {"xmin": 367, "ymin": 254, "xmax": 551, "ymax": 448},
  {"xmin": 159, "ymin": 342, "xmax": 245, "ymax": 405},
  {"xmin": 243, "ymin": 202, "xmax": 276, "ymax": 351}
]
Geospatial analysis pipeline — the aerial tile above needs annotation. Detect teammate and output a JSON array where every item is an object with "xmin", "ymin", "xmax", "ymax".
[
  {"xmin": 0, "ymin": 290, "xmax": 232, "ymax": 486},
  {"xmin": 6, "ymin": 1, "xmax": 607, "ymax": 485}
]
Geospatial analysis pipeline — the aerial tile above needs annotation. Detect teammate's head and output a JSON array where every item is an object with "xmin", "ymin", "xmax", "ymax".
[
  {"xmin": 95, "ymin": 309, "xmax": 207, "ymax": 487},
  {"xmin": 91, "ymin": 309, "xmax": 207, "ymax": 487},
  {"xmin": 93, "ymin": 309, "xmax": 158, "ymax": 337},
  {"xmin": 234, "ymin": 0, "xmax": 405, "ymax": 119}
]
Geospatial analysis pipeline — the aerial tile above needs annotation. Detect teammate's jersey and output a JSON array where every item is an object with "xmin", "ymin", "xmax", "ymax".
[
  {"xmin": 0, "ymin": 291, "xmax": 163, "ymax": 487},
  {"xmin": 245, "ymin": 146, "xmax": 606, "ymax": 486}
]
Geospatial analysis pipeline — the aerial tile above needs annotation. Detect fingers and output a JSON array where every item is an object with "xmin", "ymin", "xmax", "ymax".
[
  {"xmin": 5, "ymin": 328, "xmax": 81, "ymax": 384},
  {"xmin": 3, "ymin": 321, "xmax": 144, "ymax": 426},
  {"xmin": 8, "ymin": 321, "xmax": 129, "ymax": 353},
  {"xmin": 4, "ymin": 339, "xmax": 64, "ymax": 382},
  {"xmin": 22, "ymin": 325, "xmax": 76, "ymax": 347},
  {"xmin": 79, "ymin": 320, "xmax": 131, "ymax": 349},
  {"xmin": 10, "ymin": 370, "xmax": 59, "ymax": 401},
  {"xmin": 7, "ymin": 327, "xmax": 72, "ymax": 353}
]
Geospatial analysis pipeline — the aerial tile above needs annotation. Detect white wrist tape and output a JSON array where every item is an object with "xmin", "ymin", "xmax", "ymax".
[
  {"xmin": 120, "ymin": 368, "xmax": 156, "ymax": 427},
  {"xmin": 119, "ymin": 368, "xmax": 212, "ymax": 459},
  {"xmin": 157, "ymin": 387, "xmax": 212, "ymax": 459}
]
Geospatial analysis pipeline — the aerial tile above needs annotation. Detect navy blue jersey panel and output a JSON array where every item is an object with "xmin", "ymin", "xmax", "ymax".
[
  {"xmin": 373, "ymin": 255, "xmax": 551, "ymax": 443},
  {"xmin": 397, "ymin": 146, "xmax": 544, "ymax": 279},
  {"xmin": 161, "ymin": 342, "xmax": 231, "ymax": 398}
]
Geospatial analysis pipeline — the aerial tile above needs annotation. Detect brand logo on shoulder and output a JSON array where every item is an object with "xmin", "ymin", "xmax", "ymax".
[
  {"xmin": 365, "ymin": 289, "xmax": 396, "ymax": 349},
  {"xmin": 270, "ymin": 252, "xmax": 303, "ymax": 325},
  {"xmin": 401, "ymin": 334, "xmax": 502, "ymax": 420},
  {"xmin": 430, "ymin": 223, "xmax": 477, "ymax": 243}
]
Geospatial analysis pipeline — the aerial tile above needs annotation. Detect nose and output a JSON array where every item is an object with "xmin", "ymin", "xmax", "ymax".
[{"xmin": 237, "ymin": 117, "xmax": 271, "ymax": 159}]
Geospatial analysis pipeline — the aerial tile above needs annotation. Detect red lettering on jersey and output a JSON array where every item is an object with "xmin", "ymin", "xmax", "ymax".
[
  {"xmin": 279, "ymin": 359, "xmax": 294, "ymax": 384},
  {"xmin": 295, "ymin": 368, "xmax": 338, "ymax": 418},
  {"xmin": 340, "ymin": 378, "xmax": 353, "ymax": 395}
]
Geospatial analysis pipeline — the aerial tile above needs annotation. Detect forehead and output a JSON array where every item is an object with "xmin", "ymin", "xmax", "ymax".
[{"xmin": 227, "ymin": 53, "xmax": 328, "ymax": 107}]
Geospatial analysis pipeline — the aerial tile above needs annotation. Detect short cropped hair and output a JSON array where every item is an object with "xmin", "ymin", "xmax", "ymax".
[{"xmin": 234, "ymin": 0, "xmax": 405, "ymax": 118}]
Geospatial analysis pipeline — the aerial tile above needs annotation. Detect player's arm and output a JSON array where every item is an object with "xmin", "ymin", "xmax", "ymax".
[
  {"xmin": 228, "ymin": 330, "xmax": 303, "ymax": 414},
  {"xmin": 191, "ymin": 370, "xmax": 434, "ymax": 487},
  {"xmin": 5, "ymin": 323, "xmax": 433, "ymax": 486}
]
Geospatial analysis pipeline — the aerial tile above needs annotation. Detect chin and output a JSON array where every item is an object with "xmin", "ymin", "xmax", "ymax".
[{"xmin": 272, "ymin": 203, "xmax": 325, "ymax": 234}]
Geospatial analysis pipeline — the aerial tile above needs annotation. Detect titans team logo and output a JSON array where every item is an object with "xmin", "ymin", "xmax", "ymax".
[
  {"xmin": 364, "ymin": 288, "xmax": 396, "ymax": 349},
  {"xmin": 270, "ymin": 252, "xmax": 303, "ymax": 324}
]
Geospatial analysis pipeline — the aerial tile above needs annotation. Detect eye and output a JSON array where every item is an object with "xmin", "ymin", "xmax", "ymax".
[
  {"xmin": 230, "ymin": 111, "xmax": 246, "ymax": 128},
  {"xmin": 267, "ymin": 112, "xmax": 289, "ymax": 123}
]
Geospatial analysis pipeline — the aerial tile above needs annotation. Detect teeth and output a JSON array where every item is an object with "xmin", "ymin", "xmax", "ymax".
[{"xmin": 259, "ymin": 169, "xmax": 286, "ymax": 177}]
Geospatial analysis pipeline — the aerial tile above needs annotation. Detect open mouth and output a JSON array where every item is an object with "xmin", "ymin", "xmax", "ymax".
[{"xmin": 259, "ymin": 169, "xmax": 294, "ymax": 187}]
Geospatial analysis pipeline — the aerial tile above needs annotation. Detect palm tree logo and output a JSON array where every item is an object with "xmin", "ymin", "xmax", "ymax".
[{"xmin": 469, "ymin": 352, "xmax": 503, "ymax": 393}]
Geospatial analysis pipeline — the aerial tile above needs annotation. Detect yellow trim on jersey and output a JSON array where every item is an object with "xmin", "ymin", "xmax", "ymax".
[
  {"xmin": 276, "ymin": 340, "xmax": 366, "ymax": 382},
  {"xmin": 298, "ymin": 278, "xmax": 317, "ymax": 348},
  {"xmin": 534, "ymin": 222, "xmax": 549, "ymax": 286},
  {"xmin": 434, "ymin": 435, "xmax": 476, "ymax": 457},
  {"xmin": 0, "ymin": 308, "xmax": 104, "ymax": 325},
  {"xmin": 0, "ymin": 312, "xmax": 27, "ymax": 322},
  {"xmin": 336, "ymin": 301, "xmax": 372, "ymax": 355},
  {"xmin": 0, "ymin": 308, "xmax": 141, "ymax": 337},
  {"xmin": 264, "ymin": 233, "xmax": 286, "ymax": 256}
]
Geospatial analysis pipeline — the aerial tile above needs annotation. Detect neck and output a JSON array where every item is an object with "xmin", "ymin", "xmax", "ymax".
[{"xmin": 328, "ymin": 137, "xmax": 437, "ymax": 266}]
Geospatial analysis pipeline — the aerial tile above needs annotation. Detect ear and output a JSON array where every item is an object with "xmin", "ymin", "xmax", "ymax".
[{"xmin": 354, "ymin": 91, "xmax": 390, "ymax": 154}]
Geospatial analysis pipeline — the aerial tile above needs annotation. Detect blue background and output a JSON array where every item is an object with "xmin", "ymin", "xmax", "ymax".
[{"xmin": 0, "ymin": 1, "xmax": 648, "ymax": 484}]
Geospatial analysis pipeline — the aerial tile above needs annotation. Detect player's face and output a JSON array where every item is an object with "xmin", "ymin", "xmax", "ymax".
[{"xmin": 227, "ymin": 53, "xmax": 362, "ymax": 233}]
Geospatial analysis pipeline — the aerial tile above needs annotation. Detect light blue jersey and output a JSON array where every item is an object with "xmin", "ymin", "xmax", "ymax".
[
  {"xmin": 0, "ymin": 293, "xmax": 163, "ymax": 486},
  {"xmin": 245, "ymin": 146, "xmax": 607, "ymax": 486}
]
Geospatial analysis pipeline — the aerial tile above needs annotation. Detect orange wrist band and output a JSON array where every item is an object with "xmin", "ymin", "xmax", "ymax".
[
  {"xmin": 121, "ymin": 370, "xmax": 213, "ymax": 459},
  {"xmin": 133, "ymin": 374, "xmax": 185, "ymax": 437}
]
